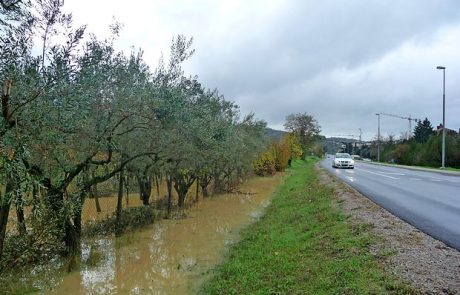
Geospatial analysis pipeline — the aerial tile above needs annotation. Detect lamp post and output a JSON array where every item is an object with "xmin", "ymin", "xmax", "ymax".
[
  {"xmin": 358, "ymin": 128, "xmax": 362, "ymax": 156},
  {"xmin": 376, "ymin": 113, "xmax": 380, "ymax": 162},
  {"xmin": 436, "ymin": 66, "xmax": 446, "ymax": 169}
]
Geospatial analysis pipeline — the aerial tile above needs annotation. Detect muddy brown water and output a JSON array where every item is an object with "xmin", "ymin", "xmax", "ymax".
[{"xmin": 36, "ymin": 174, "xmax": 283, "ymax": 295}]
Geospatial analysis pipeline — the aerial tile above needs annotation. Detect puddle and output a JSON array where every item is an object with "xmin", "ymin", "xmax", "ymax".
[{"xmin": 37, "ymin": 174, "xmax": 283, "ymax": 294}]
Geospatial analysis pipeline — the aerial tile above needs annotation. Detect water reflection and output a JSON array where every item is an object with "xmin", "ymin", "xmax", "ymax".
[{"xmin": 45, "ymin": 174, "xmax": 283, "ymax": 295}]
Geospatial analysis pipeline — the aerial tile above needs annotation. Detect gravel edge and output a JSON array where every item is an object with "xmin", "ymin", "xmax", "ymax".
[{"xmin": 317, "ymin": 165, "xmax": 460, "ymax": 295}]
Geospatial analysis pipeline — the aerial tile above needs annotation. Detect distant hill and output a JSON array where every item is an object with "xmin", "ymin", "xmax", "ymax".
[
  {"xmin": 321, "ymin": 137, "xmax": 359, "ymax": 154},
  {"xmin": 326, "ymin": 137, "xmax": 358, "ymax": 144},
  {"xmin": 265, "ymin": 127, "xmax": 286, "ymax": 140},
  {"xmin": 263, "ymin": 130, "xmax": 360, "ymax": 153}
]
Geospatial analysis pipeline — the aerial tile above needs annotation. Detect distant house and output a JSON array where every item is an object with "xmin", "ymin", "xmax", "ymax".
[{"xmin": 436, "ymin": 124, "xmax": 460, "ymax": 137}]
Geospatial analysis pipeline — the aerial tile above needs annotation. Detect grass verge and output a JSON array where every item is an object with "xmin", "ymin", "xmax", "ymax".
[{"xmin": 202, "ymin": 158, "xmax": 418, "ymax": 294}]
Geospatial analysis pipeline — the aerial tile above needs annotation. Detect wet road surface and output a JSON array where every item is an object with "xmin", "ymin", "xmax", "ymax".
[{"xmin": 321, "ymin": 159, "xmax": 460, "ymax": 250}]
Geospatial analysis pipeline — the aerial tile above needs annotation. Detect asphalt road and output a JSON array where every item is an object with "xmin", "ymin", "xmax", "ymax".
[{"xmin": 320, "ymin": 159, "xmax": 460, "ymax": 250}]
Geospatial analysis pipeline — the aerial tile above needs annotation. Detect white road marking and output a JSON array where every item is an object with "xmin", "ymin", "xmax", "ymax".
[
  {"xmin": 430, "ymin": 179, "xmax": 443, "ymax": 182},
  {"xmin": 409, "ymin": 178, "xmax": 421, "ymax": 181},
  {"xmin": 355, "ymin": 168, "xmax": 399, "ymax": 179},
  {"xmin": 380, "ymin": 172, "xmax": 405, "ymax": 175}
]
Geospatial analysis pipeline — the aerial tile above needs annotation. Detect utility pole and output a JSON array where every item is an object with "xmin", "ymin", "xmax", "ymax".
[
  {"xmin": 436, "ymin": 66, "xmax": 446, "ymax": 169},
  {"xmin": 408, "ymin": 115, "xmax": 413, "ymax": 139},
  {"xmin": 358, "ymin": 128, "xmax": 362, "ymax": 156},
  {"xmin": 376, "ymin": 113, "xmax": 380, "ymax": 162}
]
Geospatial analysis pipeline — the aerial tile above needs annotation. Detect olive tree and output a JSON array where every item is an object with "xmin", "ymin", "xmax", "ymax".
[{"xmin": 0, "ymin": 0, "xmax": 86, "ymax": 259}]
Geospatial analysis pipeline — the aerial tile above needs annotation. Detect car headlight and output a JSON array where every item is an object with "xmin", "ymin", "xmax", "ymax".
[{"xmin": 350, "ymin": 160, "xmax": 354, "ymax": 164}]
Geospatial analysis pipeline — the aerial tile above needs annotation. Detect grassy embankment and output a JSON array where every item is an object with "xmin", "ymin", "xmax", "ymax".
[{"xmin": 203, "ymin": 158, "xmax": 417, "ymax": 294}]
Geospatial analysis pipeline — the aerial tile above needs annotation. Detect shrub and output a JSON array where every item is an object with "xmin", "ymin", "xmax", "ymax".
[
  {"xmin": 85, "ymin": 205, "xmax": 163, "ymax": 237},
  {"xmin": 253, "ymin": 146, "xmax": 277, "ymax": 176},
  {"xmin": 0, "ymin": 213, "xmax": 64, "ymax": 270}
]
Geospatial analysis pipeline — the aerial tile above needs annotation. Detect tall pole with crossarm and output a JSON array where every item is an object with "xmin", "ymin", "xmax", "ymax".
[
  {"xmin": 436, "ymin": 66, "xmax": 446, "ymax": 169},
  {"xmin": 376, "ymin": 113, "xmax": 380, "ymax": 162}
]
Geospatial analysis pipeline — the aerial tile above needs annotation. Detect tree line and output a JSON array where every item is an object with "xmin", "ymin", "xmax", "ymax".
[
  {"xmin": 0, "ymin": 0, "xmax": 267, "ymax": 265},
  {"xmin": 360, "ymin": 118, "xmax": 460, "ymax": 168}
]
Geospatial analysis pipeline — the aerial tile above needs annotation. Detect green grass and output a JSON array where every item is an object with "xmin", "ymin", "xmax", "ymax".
[{"xmin": 202, "ymin": 159, "xmax": 418, "ymax": 295}]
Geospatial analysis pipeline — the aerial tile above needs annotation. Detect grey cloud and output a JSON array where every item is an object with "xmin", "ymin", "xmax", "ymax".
[
  {"xmin": 193, "ymin": 0, "xmax": 459, "ymax": 93},
  {"xmin": 185, "ymin": 0, "xmax": 460, "ymax": 139},
  {"xmin": 67, "ymin": 0, "xmax": 460, "ymax": 140}
]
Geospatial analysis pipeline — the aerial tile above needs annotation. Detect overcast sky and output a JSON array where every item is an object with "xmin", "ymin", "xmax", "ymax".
[{"xmin": 64, "ymin": 0, "xmax": 460, "ymax": 140}]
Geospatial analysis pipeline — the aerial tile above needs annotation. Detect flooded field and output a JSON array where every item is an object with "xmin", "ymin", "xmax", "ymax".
[{"xmin": 35, "ymin": 174, "xmax": 284, "ymax": 294}]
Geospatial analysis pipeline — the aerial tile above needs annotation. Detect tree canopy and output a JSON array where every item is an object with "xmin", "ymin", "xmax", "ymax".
[
  {"xmin": 284, "ymin": 113, "xmax": 321, "ymax": 159},
  {"xmin": 413, "ymin": 117, "xmax": 434, "ymax": 143},
  {"xmin": 0, "ymin": 0, "xmax": 268, "ymax": 263}
]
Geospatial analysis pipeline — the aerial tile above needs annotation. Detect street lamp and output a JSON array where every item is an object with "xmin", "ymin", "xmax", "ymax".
[
  {"xmin": 436, "ymin": 66, "xmax": 446, "ymax": 169},
  {"xmin": 376, "ymin": 113, "xmax": 380, "ymax": 162},
  {"xmin": 358, "ymin": 128, "xmax": 362, "ymax": 156}
]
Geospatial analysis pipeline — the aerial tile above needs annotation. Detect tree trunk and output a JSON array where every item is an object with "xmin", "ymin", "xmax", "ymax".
[
  {"xmin": 213, "ymin": 171, "xmax": 223, "ymax": 195},
  {"xmin": 125, "ymin": 175, "xmax": 130, "ymax": 206},
  {"xmin": 199, "ymin": 174, "xmax": 211, "ymax": 198},
  {"xmin": 15, "ymin": 194, "xmax": 26, "ymax": 235},
  {"xmin": 201, "ymin": 184, "xmax": 209, "ymax": 197},
  {"xmin": 195, "ymin": 178, "xmax": 199, "ymax": 202},
  {"xmin": 73, "ymin": 191, "xmax": 86, "ymax": 241},
  {"xmin": 137, "ymin": 173, "xmax": 152, "ymax": 206},
  {"xmin": 226, "ymin": 167, "xmax": 232, "ymax": 191},
  {"xmin": 155, "ymin": 174, "xmax": 160, "ymax": 199},
  {"xmin": 90, "ymin": 170, "xmax": 102, "ymax": 213},
  {"xmin": 43, "ymin": 177, "xmax": 64, "ymax": 213},
  {"xmin": 173, "ymin": 174, "xmax": 195, "ymax": 208},
  {"xmin": 166, "ymin": 175, "xmax": 173, "ymax": 215},
  {"xmin": 0, "ymin": 181, "xmax": 13, "ymax": 262},
  {"xmin": 43, "ymin": 182, "xmax": 77, "ymax": 255},
  {"xmin": 176, "ymin": 186, "xmax": 187, "ymax": 208},
  {"xmin": 115, "ymin": 167, "xmax": 125, "ymax": 237},
  {"xmin": 64, "ymin": 219, "xmax": 79, "ymax": 256},
  {"xmin": 73, "ymin": 212, "xmax": 82, "ymax": 239},
  {"xmin": 92, "ymin": 183, "xmax": 102, "ymax": 213},
  {"xmin": 31, "ymin": 183, "xmax": 39, "ymax": 217},
  {"xmin": 64, "ymin": 190, "xmax": 85, "ymax": 256}
]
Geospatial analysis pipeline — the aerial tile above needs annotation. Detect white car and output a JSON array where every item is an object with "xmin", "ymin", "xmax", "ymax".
[{"xmin": 332, "ymin": 153, "xmax": 354, "ymax": 169}]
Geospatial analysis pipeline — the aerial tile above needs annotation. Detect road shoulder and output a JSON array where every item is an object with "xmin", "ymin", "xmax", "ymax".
[{"xmin": 318, "ymin": 164, "xmax": 460, "ymax": 294}]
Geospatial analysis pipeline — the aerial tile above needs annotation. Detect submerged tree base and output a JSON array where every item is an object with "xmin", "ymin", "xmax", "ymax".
[{"xmin": 84, "ymin": 205, "xmax": 165, "ymax": 237}]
